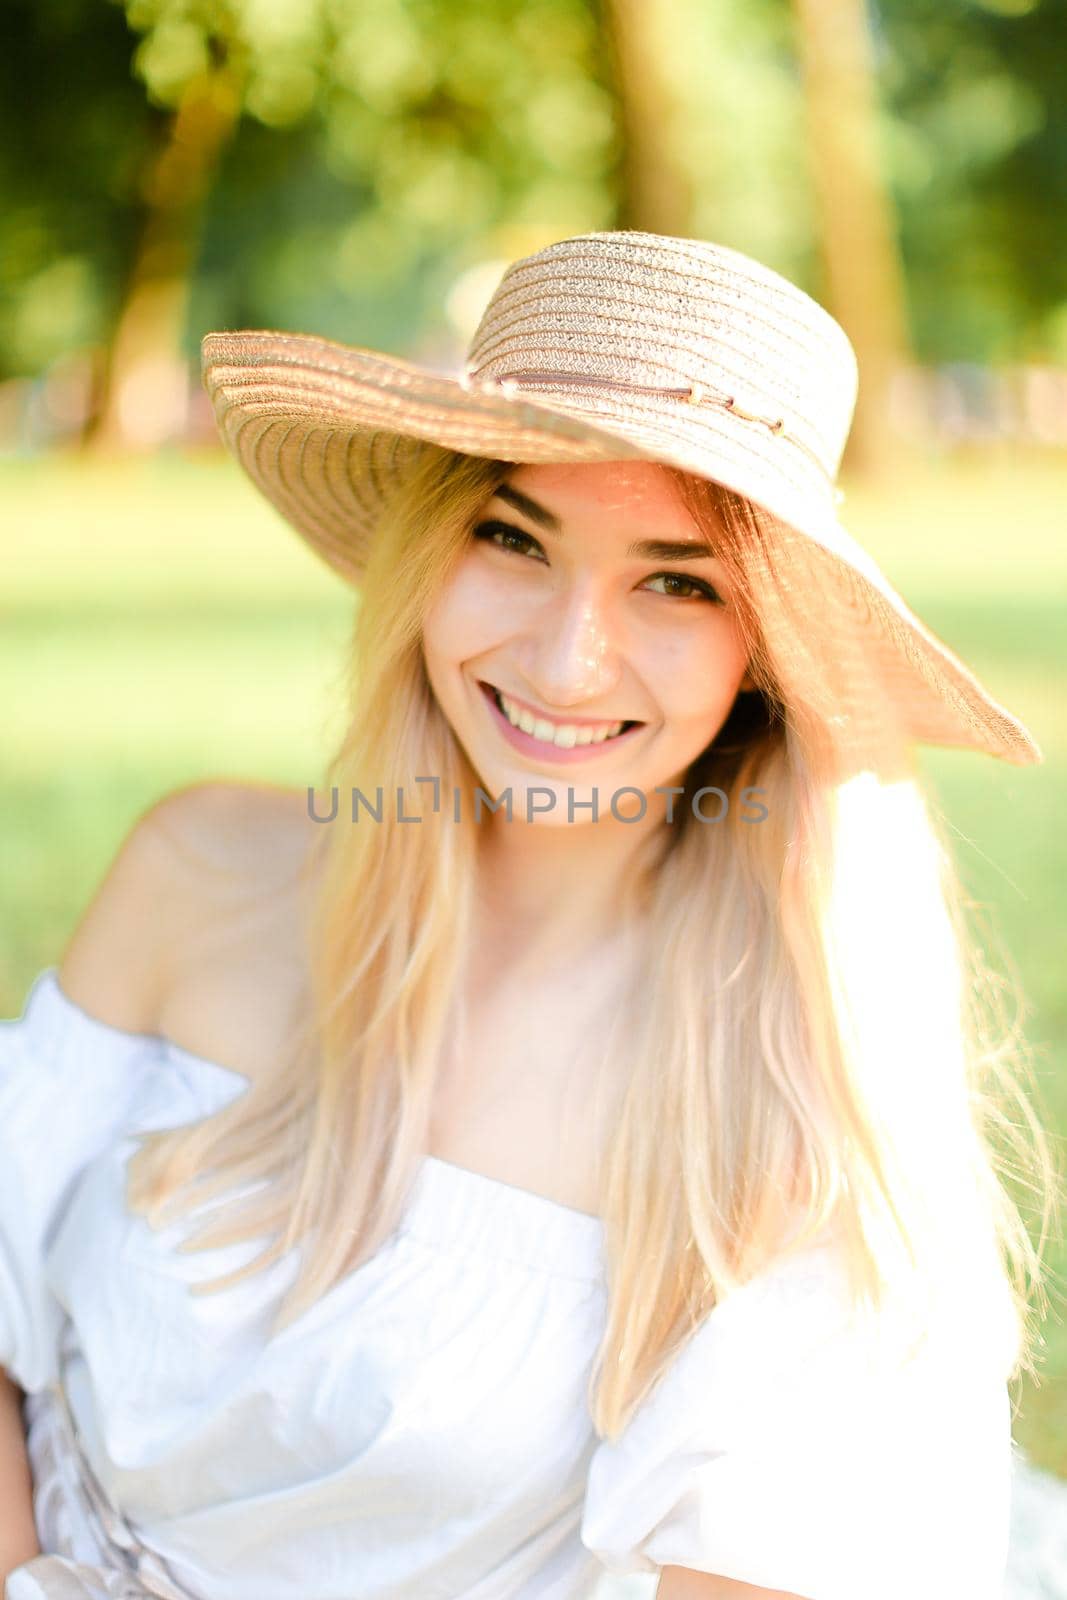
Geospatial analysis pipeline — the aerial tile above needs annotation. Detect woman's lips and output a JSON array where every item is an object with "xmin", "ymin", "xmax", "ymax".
[{"xmin": 477, "ymin": 681, "xmax": 644, "ymax": 765}]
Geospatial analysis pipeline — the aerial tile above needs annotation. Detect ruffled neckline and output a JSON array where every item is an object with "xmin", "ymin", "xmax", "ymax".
[{"xmin": 19, "ymin": 968, "xmax": 608, "ymax": 1284}]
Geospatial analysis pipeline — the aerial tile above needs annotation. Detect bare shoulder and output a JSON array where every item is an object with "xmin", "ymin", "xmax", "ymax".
[
  {"xmin": 58, "ymin": 780, "xmax": 314, "ymax": 1042},
  {"xmin": 144, "ymin": 778, "xmax": 314, "ymax": 881}
]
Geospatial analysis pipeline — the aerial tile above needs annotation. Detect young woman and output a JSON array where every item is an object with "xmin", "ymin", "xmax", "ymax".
[{"xmin": 0, "ymin": 231, "xmax": 1055, "ymax": 1600}]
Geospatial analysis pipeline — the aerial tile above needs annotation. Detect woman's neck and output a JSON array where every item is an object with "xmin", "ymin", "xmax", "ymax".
[{"xmin": 473, "ymin": 814, "xmax": 656, "ymax": 983}]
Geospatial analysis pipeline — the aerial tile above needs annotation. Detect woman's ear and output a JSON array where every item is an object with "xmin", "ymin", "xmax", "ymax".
[{"xmin": 738, "ymin": 668, "xmax": 757, "ymax": 693}]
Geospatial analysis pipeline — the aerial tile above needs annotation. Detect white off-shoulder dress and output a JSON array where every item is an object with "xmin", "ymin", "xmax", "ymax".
[{"xmin": 1, "ymin": 968, "xmax": 1017, "ymax": 1600}]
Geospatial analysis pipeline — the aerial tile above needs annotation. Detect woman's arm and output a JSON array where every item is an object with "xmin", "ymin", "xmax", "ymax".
[
  {"xmin": 658, "ymin": 1568, "xmax": 808, "ymax": 1599},
  {"xmin": 0, "ymin": 1369, "xmax": 41, "ymax": 1577},
  {"xmin": 1, "ymin": 792, "xmax": 212, "ymax": 1589}
]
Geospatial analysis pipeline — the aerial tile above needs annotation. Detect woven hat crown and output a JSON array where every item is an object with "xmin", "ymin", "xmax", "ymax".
[{"xmin": 462, "ymin": 232, "xmax": 859, "ymax": 498}]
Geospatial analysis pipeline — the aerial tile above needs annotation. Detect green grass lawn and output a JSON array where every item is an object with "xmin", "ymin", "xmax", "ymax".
[{"xmin": 3, "ymin": 443, "xmax": 1065, "ymax": 1469}]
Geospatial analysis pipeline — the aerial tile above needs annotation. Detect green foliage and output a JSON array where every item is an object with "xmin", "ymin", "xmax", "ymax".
[
  {"xmin": 0, "ymin": 0, "xmax": 162, "ymax": 377},
  {"xmin": 2, "ymin": 1, "xmax": 1066, "ymax": 381},
  {"xmin": 878, "ymin": 0, "xmax": 1067, "ymax": 359},
  {"xmin": 122, "ymin": 0, "xmax": 619, "ymax": 358},
  {"xmin": 621, "ymin": 0, "xmax": 818, "ymax": 282}
]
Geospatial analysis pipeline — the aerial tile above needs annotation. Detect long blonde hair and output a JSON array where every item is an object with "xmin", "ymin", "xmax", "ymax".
[{"xmin": 127, "ymin": 443, "xmax": 1058, "ymax": 1441}]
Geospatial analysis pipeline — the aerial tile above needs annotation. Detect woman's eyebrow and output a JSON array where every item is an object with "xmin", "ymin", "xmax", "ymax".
[
  {"xmin": 627, "ymin": 537, "xmax": 719, "ymax": 562},
  {"xmin": 494, "ymin": 483, "xmax": 562, "ymax": 531},
  {"xmin": 490, "ymin": 485, "xmax": 718, "ymax": 562}
]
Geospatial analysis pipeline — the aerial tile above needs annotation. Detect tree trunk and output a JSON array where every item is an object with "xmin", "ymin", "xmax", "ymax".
[
  {"xmin": 791, "ymin": 0, "xmax": 913, "ymax": 480},
  {"xmin": 86, "ymin": 68, "xmax": 240, "ymax": 453},
  {"xmin": 598, "ymin": 0, "xmax": 693, "ymax": 236}
]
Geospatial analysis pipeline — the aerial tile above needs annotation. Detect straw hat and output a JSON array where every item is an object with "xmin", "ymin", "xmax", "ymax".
[{"xmin": 201, "ymin": 229, "xmax": 1041, "ymax": 768}]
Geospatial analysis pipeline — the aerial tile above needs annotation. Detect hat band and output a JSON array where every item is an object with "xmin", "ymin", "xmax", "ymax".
[{"xmin": 462, "ymin": 365, "xmax": 831, "ymax": 484}]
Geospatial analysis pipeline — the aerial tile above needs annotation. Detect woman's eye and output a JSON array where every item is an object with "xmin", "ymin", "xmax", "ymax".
[
  {"xmin": 471, "ymin": 520, "xmax": 544, "ymax": 560},
  {"xmin": 644, "ymin": 572, "xmax": 723, "ymax": 604},
  {"xmin": 471, "ymin": 523, "xmax": 722, "ymax": 603}
]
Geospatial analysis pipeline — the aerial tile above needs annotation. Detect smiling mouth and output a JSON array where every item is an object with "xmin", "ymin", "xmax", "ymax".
[{"xmin": 479, "ymin": 681, "xmax": 642, "ymax": 744}]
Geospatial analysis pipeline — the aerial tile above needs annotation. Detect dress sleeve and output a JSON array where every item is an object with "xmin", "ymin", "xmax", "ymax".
[
  {"xmin": 580, "ymin": 1242, "xmax": 1016, "ymax": 1600},
  {"xmin": 4, "ymin": 1554, "xmax": 137, "ymax": 1599},
  {"xmin": 0, "ymin": 970, "xmax": 160, "ymax": 1395}
]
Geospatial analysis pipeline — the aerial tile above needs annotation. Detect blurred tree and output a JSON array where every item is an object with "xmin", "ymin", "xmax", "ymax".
[
  {"xmin": 94, "ymin": 0, "xmax": 618, "ymax": 448},
  {"xmin": 628, "ymin": 0, "xmax": 817, "ymax": 287},
  {"xmin": 90, "ymin": 59, "xmax": 243, "ymax": 450},
  {"xmin": 791, "ymin": 0, "xmax": 912, "ymax": 479},
  {"xmin": 876, "ymin": 0, "xmax": 1067, "ymax": 363},
  {"xmin": 3, "ymin": 0, "xmax": 1065, "ymax": 453},
  {"xmin": 598, "ymin": 0, "xmax": 693, "ymax": 235},
  {"xmin": 0, "ymin": 0, "xmax": 163, "ymax": 402}
]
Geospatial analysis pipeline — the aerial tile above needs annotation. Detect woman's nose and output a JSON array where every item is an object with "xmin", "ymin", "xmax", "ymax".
[{"xmin": 523, "ymin": 589, "xmax": 624, "ymax": 707}]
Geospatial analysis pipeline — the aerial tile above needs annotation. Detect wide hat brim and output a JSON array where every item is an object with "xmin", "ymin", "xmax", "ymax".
[{"xmin": 201, "ymin": 328, "xmax": 1043, "ymax": 769}]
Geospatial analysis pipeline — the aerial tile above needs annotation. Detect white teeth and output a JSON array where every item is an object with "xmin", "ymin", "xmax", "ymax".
[{"xmin": 494, "ymin": 688, "xmax": 627, "ymax": 748}]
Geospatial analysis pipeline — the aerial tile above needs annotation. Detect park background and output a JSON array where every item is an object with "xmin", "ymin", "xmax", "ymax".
[{"xmin": 2, "ymin": 0, "xmax": 1066, "ymax": 1582}]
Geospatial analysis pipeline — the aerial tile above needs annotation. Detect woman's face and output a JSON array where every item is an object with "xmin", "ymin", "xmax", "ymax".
[{"xmin": 421, "ymin": 460, "xmax": 753, "ymax": 825}]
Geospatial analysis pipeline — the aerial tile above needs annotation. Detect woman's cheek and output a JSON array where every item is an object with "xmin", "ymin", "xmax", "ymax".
[{"xmin": 461, "ymin": 570, "xmax": 544, "ymax": 643}]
